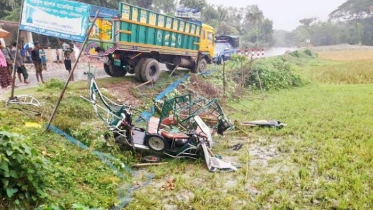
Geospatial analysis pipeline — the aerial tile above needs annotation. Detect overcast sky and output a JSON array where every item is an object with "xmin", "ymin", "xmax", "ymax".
[{"xmin": 206, "ymin": 0, "xmax": 346, "ymax": 31}]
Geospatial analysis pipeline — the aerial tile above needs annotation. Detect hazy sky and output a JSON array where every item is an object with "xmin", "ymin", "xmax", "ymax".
[{"xmin": 206, "ymin": 0, "xmax": 346, "ymax": 31}]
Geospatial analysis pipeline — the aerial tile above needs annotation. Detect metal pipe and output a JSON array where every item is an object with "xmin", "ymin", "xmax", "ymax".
[
  {"xmin": 46, "ymin": 10, "xmax": 100, "ymax": 130},
  {"xmin": 10, "ymin": 0, "xmax": 25, "ymax": 99}
]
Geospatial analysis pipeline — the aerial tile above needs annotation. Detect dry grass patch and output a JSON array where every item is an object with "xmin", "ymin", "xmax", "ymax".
[
  {"xmin": 300, "ymin": 50, "xmax": 373, "ymax": 84},
  {"xmin": 318, "ymin": 50, "xmax": 373, "ymax": 61}
]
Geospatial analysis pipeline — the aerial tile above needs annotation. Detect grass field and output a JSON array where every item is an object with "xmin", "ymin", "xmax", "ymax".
[
  {"xmin": 229, "ymin": 83, "xmax": 373, "ymax": 209},
  {"xmin": 126, "ymin": 50, "xmax": 373, "ymax": 209},
  {"xmin": 1, "ymin": 49, "xmax": 373, "ymax": 209},
  {"xmin": 297, "ymin": 50, "xmax": 373, "ymax": 85}
]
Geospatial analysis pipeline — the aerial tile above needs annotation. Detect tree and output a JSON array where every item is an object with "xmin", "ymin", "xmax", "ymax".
[
  {"xmin": 299, "ymin": 17, "xmax": 317, "ymax": 27},
  {"xmin": 329, "ymin": 0, "xmax": 373, "ymax": 21},
  {"xmin": 329, "ymin": 0, "xmax": 373, "ymax": 45},
  {"xmin": 154, "ymin": 0, "xmax": 177, "ymax": 15},
  {"xmin": 244, "ymin": 5, "xmax": 264, "ymax": 47},
  {"xmin": 178, "ymin": 0, "xmax": 207, "ymax": 11},
  {"xmin": 261, "ymin": 19, "xmax": 274, "ymax": 47},
  {"xmin": 0, "ymin": 0, "xmax": 21, "ymax": 21}
]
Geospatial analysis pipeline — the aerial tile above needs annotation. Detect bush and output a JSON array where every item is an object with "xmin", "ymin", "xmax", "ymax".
[
  {"xmin": 289, "ymin": 50, "xmax": 300, "ymax": 57},
  {"xmin": 37, "ymin": 79, "xmax": 65, "ymax": 91},
  {"xmin": 231, "ymin": 57, "xmax": 307, "ymax": 91},
  {"xmin": 0, "ymin": 130, "xmax": 49, "ymax": 204},
  {"xmin": 303, "ymin": 49, "xmax": 313, "ymax": 57}
]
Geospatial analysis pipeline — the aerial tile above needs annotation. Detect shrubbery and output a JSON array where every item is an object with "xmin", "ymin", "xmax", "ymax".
[
  {"xmin": 0, "ymin": 130, "xmax": 49, "ymax": 204},
  {"xmin": 247, "ymin": 57, "xmax": 306, "ymax": 90},
  {"xmin": 227, "ymin": 51, "xmax": 310, "ymax": 91}
]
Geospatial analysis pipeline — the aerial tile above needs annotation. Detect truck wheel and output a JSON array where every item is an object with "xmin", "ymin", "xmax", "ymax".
[
  {"xmin": 134, "ymin": 58, "xmax": 146, "ymax": 82},
  {"xmin": 108, "ymin": 59, "xmax": 127, "ymax": 77},
  {"xmin": 140, "ymin": 58, "xmax": 160, "ymax": 82},
  {"xmin": 165, "ymin": 63, "xmax": 176, "ymax": 71},
  {"xmin": 196, "ymin": 58, "xmax": 208, "ymax": 73},
  {"xmin": 103, "ymin": 63, "xmax": 113, "ymax": 76}
]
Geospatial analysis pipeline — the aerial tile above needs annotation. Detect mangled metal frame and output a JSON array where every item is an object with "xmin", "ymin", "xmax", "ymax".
[
  {"xmin": 154, "ymin": 94, "xmax": 234, "ymax": 135},
  {"xmin": 81, "ymin": 71, "xmax": 236, "ymax": 172}
]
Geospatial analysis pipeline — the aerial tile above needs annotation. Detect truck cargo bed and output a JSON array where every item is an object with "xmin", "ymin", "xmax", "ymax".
[{"xmin": 118, "ymin": 3, "xmax": 201, "ymax": 56}]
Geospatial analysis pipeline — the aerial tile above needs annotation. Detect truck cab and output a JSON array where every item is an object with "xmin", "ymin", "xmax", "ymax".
[
  {"xmin": 212, "ymin": 35, "xmax": 239, "ymax": 64},
  {"xmin": 199, "ymin": 24, "xmax": 215, "ymax": 59}
]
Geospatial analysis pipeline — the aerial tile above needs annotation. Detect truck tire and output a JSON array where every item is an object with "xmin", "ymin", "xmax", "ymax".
[
  {"xmin": 134, "ymin": 58, "xmax": 146, "ymax": 82},
  {"xmin": 196, "ymin": 58, "xmax": 208, "ymax": 73},
  {"xmin": 140, "ymin": 58, "xmax": 161, "ymax": 82},
  {"xmin": 103, "ymin": 63, "xmax": 113, "ymax": 76},
  {"xmin": 108, "ymin": 59, "xmax": 127, "ymax": 77},
  {"xmin": 165, "ymin": 63, "xmax": 176, "ymax": 71}
]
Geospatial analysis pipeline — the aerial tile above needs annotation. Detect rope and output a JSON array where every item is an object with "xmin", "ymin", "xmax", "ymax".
[{"xmin": 47, "ymin": 125, "xmax": 154, "ymax": 209}]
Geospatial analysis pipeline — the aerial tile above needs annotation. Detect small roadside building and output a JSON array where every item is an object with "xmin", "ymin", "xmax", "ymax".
[{"xmin": 0, "ymin": 20, "xmax": 33, "ymax": 47}]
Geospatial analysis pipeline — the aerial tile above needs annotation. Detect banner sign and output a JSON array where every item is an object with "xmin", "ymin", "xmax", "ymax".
[{"xmin": 20, "ymin": 0, "xmax": 91, "ymax": 42}]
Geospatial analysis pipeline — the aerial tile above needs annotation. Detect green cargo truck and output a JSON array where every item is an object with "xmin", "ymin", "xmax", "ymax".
[{"xmin": 91, "ymin": 3, "xmax": 215, "ymax": 82}]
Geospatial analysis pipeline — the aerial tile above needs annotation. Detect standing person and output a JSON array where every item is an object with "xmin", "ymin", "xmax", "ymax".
[
  {"xmin": 20, "ymin": 47, "xmax": 26, "ymax": 63},
  {"xmin": 31, "ymin": 42, "xmax": 44, "ymax": 83},
  {"xmin": 12, "ymin": 42, "xmax": 29, "ymax": 84},
  {"xmin": 0, "ymin": 48, "xmax": 11, "ymax": 89},
  {"xmin": 0, "ymin": 42, "xmax": 13, "ymax": 85},
  {"xmin": 26, "ymin": 49, "xmax": 32, "ymax": 63},
  {"xmin": 62, "ymin": 40, "xmax": 74, "ymax": 81},
  {"xmin": 40, "ymin": 47, "xmax": 47, "ymax": 70}
]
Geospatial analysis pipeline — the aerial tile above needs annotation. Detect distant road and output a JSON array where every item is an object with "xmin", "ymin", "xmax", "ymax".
[{"xmin": 265, "ymin": 47, "xmax": 297, "ymax": 57}]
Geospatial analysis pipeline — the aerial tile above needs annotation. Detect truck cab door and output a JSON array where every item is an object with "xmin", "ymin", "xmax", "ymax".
[
  {"xmin": 206, "ymin": 30, "xmax": 214, "ymax": 58},
  {"xmin": 199, "ymin": 28, "xmax": 214, "ymax": 58}
]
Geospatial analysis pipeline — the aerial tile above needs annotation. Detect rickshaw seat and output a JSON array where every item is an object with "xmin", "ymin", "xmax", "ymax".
[
  {"xmin": 147, "ymin": 117, "xmax": 160, "ymax": 134},
  {"xmin": 160, "ymin": 130, "xmax": 189, "ymax": 139}
]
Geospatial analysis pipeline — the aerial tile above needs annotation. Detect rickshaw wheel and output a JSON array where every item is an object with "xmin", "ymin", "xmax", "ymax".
[
  {"xmin": 146, "ymin": 135, "xmax": 168, "ymax": 152},
  {"xmin": 141, "ymin": 155, "xmax": 161, "ymax": 163}
]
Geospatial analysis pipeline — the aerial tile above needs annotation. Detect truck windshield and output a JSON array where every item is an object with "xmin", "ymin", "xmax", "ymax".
[{"xmin": 214, "ymin": 42, "xmax": 232, "ymax": 54}]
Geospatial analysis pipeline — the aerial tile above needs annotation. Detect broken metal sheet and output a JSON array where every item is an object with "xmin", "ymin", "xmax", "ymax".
[
  {"xmin": 241, "ymin": 120, "xmax": 287, "ymax": 128},
  {"xmin": 201, "ymin": 143, "xmax": 237, "ymax": 172},
  {"xmin": 5, "ymin": 95, "xmax": 41, "ymax": 107}
]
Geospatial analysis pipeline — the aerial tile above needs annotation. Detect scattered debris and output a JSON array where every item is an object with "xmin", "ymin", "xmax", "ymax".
[
  {"xmin": 24, "ymin": 122, "xmax": 41, "ymax": 128},
  {"xmin": 135, "ymin": 80, "xmax": 153, "ymax": 89},
  {"xmin": 161, "ymin": 178, "xmax": 175, "ymax": 191},
  {"xmin": 6, "ymin": 95, "xmax": 42, "ymax": 116},
  {"xmin": 141, "ymin": 155, "xmax": 161, "ymax": 163},
  {"xmin": 132, "ymin": 162, "xmax": 167, "ymax": 167},
  {"xmin": 241, "ymin": 120, "xmax": 287, "ymax": 128},
  {"xmin": 5, "ymin": 95, "xmax": 41, "ymax": 107},
  {"xmin": 201, "ymin": 143, "xmax": 238, "ymax": 172},
  {"xmin": 41, "ymin": 151, "xmax": 53, "ymax": 157},
  {"xmin": 231, "ymin": 143, "xmax": 243, "ymax": 151}
]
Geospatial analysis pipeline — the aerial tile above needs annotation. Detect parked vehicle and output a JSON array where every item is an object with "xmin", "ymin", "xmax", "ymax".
[
  {"xmin": 212, "ymin": 35, "xmax": 240, "ymax": 64},
  {"xmin": 85, "ymin": 4, "xmax": 215, "ymax": 83}
]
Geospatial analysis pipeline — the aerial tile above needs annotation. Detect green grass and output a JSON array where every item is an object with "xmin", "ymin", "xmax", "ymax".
[
  {"xmin": 227, "ymin": 75, "xmax": 373, "ymax": 208},
  {"xmin": 2, "ymin": 50, "xmax": 373, "ymax": 209},
  {"xmin": 0, "ymin": 81, "xmax": 136, "ymax": 209}
]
